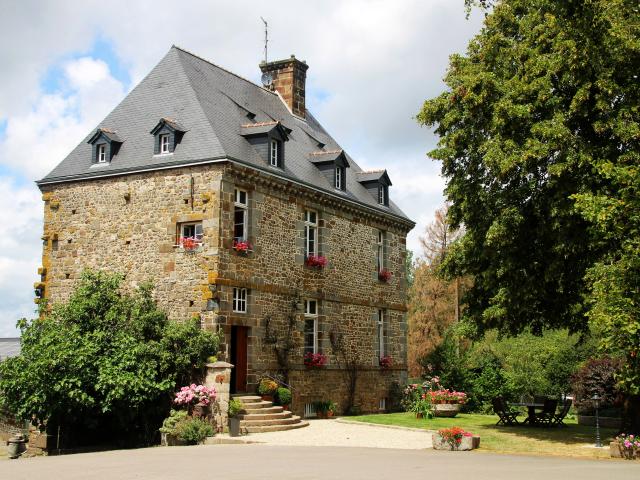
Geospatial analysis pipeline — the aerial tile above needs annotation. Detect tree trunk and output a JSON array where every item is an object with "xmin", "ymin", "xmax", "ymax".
[{"xmin": 621, "ymin": 394, "xmax": 640, "ymax": 433}]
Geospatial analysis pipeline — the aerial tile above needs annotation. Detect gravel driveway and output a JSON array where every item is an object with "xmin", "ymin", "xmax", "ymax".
[{"xmin": 246, "ymin": 418, "xmax": 433, "ymax": 449}]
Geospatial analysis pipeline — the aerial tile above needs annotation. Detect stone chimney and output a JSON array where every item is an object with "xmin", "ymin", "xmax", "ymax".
[{"xmin": 260, "ymin": 55, "xmax": 309, "ymax": 118}]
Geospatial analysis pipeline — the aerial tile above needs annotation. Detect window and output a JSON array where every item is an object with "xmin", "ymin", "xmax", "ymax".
[
  {"xmin": 377, "ymin": 309, "xmax": 386, "ymax": 359},
  {"xmin": 270, "ymin": 139, "xmax": 279, "ymax": 167},
  {"xmin": 335, "ymin": 166, "xmax": 344, "ymax": 190},
  {"xmin": 376, "ymin": 230, "xmax": 385, "ymax": 272},
  {"xmin": 160, "ymin": 134, "xmax": 170, "ymax": 154},
  {"xmin": 234, "ymin": 189, "xmax": 248, "ymax": 243},
  {"xmin": 304, "ymin": 299, "xmax": 318, "ymax": 354},
  {"xmin": 378, "ymin": 185, "xmax": 387, "ymax": 205},
  {"xmin": 233, "ymin": 287, "xmax": 247, "ymax": 313},
  {"xmin": 97, "ymin": 144, "xmax": 107, "ymax": 163},
  {"xmin": 304, "ymin": 210, "xmax": 318, "ymax": 257},
  {"xmin": 179, "ymin": 222, "xmax": 203, "ymax": 245}
]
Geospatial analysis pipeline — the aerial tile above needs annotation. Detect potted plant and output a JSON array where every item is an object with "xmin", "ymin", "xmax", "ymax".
[
  {"xmin": 228, "ymin": 398, "xmax": 243, "ymax": 437},
  {"xmin": 428, "ymin": 390, "xmax": 466, "ymax": 417},
  {"xmin": 160, "ymin": 409, "xmax": 189, "ymax": 446},
  {"xmin": 173, "ymin": 417, "xmax": 214, "ymax": 445},
  {"xmin": 304, "ymin": 352, "xmax": 328, "ymax": 368},
  {"xmin": 276, "ymin": 387, "xmax": 292, "ymax": 410},
  {"xmin": 411, "ymin": 397, "xmax": 433, "ymax": 419},
  {"xmin": 378, "ymin": 269, "xmax": 392, "ymax": 282},
  {"xmin": 173, "ymin": 383, "xmax": 217, "ymax": 418},
  {"xmin": 258, "ymin": 378, "xmax": 278, "ymax": 401},
  {"xmin": 305, "ymin": 255, "xmax": 327, "ymax": 269},
  {"xmin": 314, "ymin": 400, "xmax": 337, "ymax": 419}
]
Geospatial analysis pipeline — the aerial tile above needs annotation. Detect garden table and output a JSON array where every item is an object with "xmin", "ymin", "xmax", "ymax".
[{"xmin": 508, "ymin": 402, "xmax": 544, "ymax": 425}]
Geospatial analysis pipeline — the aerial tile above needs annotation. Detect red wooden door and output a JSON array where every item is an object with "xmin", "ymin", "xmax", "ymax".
[{"xmin": 231, "ymin": 326, "xmax": 248, "ymax": 393}]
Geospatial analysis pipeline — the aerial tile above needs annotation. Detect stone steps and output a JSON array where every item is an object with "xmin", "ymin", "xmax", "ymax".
[{"xmin": 233, "ymin": 395, "xmax": 308, "ymax": 434}]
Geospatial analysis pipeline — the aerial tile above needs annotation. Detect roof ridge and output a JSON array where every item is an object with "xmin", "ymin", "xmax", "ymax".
[{"xmin": 171, "ymin": 45, "xmax": 276, "ymax": 96}]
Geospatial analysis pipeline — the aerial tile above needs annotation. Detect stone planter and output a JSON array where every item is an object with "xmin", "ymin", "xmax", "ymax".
[
  {"xmin": 161, "ymin": 433, "xmax": 189, "ymax": 447},
  {"xmin": 433, "ymin": 403, "xmax": 461, "ymax": 418},
  {"xmin": 432, "ymin": 433, "xmax": 480, "ymax": 451},
  {"xmin": 577, "ymin": 415, "xmax": 621, "ymax": 429},
  {"xmin": 228, "ymin": 418, "xmax": 241, "ymax": 437}
]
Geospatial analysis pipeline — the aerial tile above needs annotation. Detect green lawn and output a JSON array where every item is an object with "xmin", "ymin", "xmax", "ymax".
[{"xmin": 349, "ymin": 413, "xmax": 618, "ymax": 459}]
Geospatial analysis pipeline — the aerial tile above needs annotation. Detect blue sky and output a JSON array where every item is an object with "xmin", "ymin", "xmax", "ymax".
[{"xmin": 0, "ymin": 0, "xmax": 484, "ymax": 337}]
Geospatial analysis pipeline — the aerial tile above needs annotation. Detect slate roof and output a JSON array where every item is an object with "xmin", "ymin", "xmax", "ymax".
[
  {"xmin": 356, "ymin": 170, "xmax": 392, "ymax": 185},
  {"xmin": 38, "ymin": 46, "xmax": 412, "ymax": 224},
  {"xmin": 0, "ymin": 338, "xmax": 20, "ymax": 361}
]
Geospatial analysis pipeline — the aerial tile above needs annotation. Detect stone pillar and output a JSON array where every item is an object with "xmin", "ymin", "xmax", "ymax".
[{"xmin": 205, "ymin": 361, "xmax": 234, "ymax": 433}]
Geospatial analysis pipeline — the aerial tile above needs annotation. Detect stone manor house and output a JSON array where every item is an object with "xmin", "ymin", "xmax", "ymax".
[{"xmin": 36, "ymin": 46, "xmax": 414, "ymax": 415}]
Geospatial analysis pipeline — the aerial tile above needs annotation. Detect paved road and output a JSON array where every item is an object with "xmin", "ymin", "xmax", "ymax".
[{"xmin": 0, "ymin": 445, "xmax": 636, "ymax": 480}]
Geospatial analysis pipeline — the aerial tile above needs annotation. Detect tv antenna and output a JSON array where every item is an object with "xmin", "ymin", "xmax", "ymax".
[{"xmin": 260, "ymin": 17, "xmax": 273, "ymax": 87}]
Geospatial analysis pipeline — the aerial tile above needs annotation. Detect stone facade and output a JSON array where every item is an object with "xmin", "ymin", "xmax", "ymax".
[{"xmin": 39, "ymin": 161, "xmax": 411, "ymax": 416}]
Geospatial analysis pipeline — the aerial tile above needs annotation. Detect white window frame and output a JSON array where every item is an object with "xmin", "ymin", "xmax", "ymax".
[
  {"xmin": 304, "ymin": 210, "xmax": 318, "ymax": 257},
  {"xmin": 377, "ymin": 230, "xmax": 385, "ymax": 272},
  {"xmin": 160, "ymin": 134, "xmax": 170, "ymax": 154},
  {"xmin": 234, "ymin": 189, "xmax": 248, "ymax": 243},
  {"xmin": 270, "ymin": 139, "xmax": 279, "ymax": 167},
  {"xmin": 304, "ymin": 299, "xmax": 319, "ymax": 354},
  {"xmin": 378, "ymin": 185, "xmax": 386, "ymax": 205},
  {"xmin": 377, "ymin": 309, "xmax": 386, "ymax": 359},
  {"xmin": 233, "ymin": 287, "xmax": 247, "ymax": 313},
  {"xmin": 179, "ymin": 222, "xmax": 204, "ymax": 246},
  {"xmin": 335, "ymin": 166, "xmax": 343, "ymax": 190},
  {"xmin": 97, "ymin": 144, "xmax": 107, "ymax": 163}
]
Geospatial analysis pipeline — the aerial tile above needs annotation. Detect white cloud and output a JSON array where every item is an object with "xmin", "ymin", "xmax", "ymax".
[{"xmin": 0, "ymin": 0, "xmax": 484, "ymax": 336}]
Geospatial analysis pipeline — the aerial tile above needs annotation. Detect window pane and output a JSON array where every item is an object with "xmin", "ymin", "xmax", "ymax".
[{"xmin": 234, "ymin": 208, "xmax": 246, "ymax": 241}]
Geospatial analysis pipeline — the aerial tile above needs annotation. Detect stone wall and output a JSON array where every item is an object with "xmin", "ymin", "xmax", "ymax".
[{"xmin": 39, "ymin": 162, "xmax": 412, "ymax": 417}]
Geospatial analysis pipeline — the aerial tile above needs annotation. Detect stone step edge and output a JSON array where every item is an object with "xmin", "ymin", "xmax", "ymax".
[{"xmin": 244, "ymin": 421, "xmax": 309, "ymax": 433}]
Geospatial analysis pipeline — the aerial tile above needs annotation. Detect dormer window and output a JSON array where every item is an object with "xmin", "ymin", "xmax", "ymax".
[
  {"xmin": 240, "ymin": 121, "xmax": 290, "ymax": 169},
  {"xmin": 88, "ymin": 128, "xmax": 123, "ymax": 165},
  {"xmin": 270, "ymin": 139, "xmax": 279, "ymax": 167},
  {"xmin": 335, "ymin": 166, "xmax": 345, "ymax": 190},
  {"xmin": 160, "ymin": 134, "xmax": 170, "ymax": 154},
  {"xmin": 150, "ymin": 118, "xmax": 186, "ymax": 155},
  {"xmin": 309, "ymin": 150, "xmax": 350, "ymax": 193},
  {"xmin": 356, "ymin": 170, "xmax": 392, "ymax": 207},
  {"xmin": 97, "ymin": 144, "xmax": 107, "ymax": 163}
]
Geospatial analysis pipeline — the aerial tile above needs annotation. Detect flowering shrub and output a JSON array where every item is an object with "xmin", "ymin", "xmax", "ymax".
[
  {"xmin": 233, "ymin": 240, "xmax": 252, "ymax": 254},
  {"xmin": 258, "ymin": 378, "xmax": 278, "ymax": 396},
  {"xmin": 180, "ymin": 236, "xmax": 200, "ymax": 251},
  {"xmin": 379, "ymin": 355, "xmax": 392, "ymax": 370},
  {"xmin": 615, "ymin": 433, "xmax": 640, "ymax": 460},
  {"xmin": 174, "ymin": 384, "xmax": 217, "ymax": 407},
  {"xmin": 429, "ymin": 389, "xmax": 467, "ymax": 405},
  {"xmin": 378, "ymin": 269, "xmax": 392, "ymax": 282},
  {"xmin": 304, "ymin": 352, "xmax": 328, "ymax": 368},
  {"xmin": 305, "ymin": 255, "xmax": 327, "ymax": 268},
  {"xmin": 438, "ymin": 427, "xmax": 473, "ymax": 450}
]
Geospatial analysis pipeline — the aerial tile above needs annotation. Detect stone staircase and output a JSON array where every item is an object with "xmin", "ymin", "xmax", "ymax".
[{"xmin": 233, "ymin": 395, "xmax": 309, "ymax": 433}]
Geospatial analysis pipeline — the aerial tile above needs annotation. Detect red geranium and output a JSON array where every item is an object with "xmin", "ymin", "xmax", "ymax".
[
  {"xmin": 304, "ymin": 352, "xmax": 328, "ymax": 368},
  {"xmin": 305, "ymin": 255, "xmax": 327, "ymax": 268},
  {"xmin": 378, "ymin": 269, "xmax": 392, "ymax": 282}
]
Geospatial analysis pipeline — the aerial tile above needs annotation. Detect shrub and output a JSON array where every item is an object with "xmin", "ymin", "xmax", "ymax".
[
  {"xmin": 313, "ymin": 400, "xmax": 337, "ymax": 414},
  {"xmin": 159, "ymin": 409, "xmax": 188, "ymax": 435},
  {"xmin": 0, "ymin": 271, "xmax": 222, "ymax": 447},
  {"xmin": 257, "ymin": 378, "xmax": 278, "ymax": 396},
  {"xmin": 228, "ymin": 399, "xmax": 243, "ymax": 418},
  {"xmin": 276, "ymin": 387, "xmax": 292, "ymax": 406},
  {"xmin": 174, "ymin": 417, "xmax": 214, "ymax": 444},
  {"xmin": 571, "ymin": 357, "xmax": 623, "ymax": 415}
]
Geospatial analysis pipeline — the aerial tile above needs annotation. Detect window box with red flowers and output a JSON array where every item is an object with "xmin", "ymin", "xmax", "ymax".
[
  {"xmin": 305, "ymin": 255, "xmax": 327, "ymax": 269},
  {"xmin": 304, "ymin": 352, "xmax": 328, "ymax": 368},
  {"xmin": 378, "ymin": 269, "xmax": 392, "ymax": 283},
  {"xmin": 379, "ymin": 355, "xmax": 392, "ymax": 371},
  {"xmin": 232, "ymin": 240, "xmax": 253, "ymax": 256},
  {"xmin": 178, "ymin": 236, "xmax": 203, "ymax": 252}
]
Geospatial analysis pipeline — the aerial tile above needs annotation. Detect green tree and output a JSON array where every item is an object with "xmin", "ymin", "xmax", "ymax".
[
  {"xmin": 418, "ymin": 0, "xmax": 639, "ymax": 428},
  {"xmin": 0, "ymin": 271, "xmax": 221, "ymax": 446}
]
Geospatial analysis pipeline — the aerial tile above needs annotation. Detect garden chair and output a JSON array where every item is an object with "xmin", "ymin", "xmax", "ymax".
[
  {"xmin": 492, "ymin": 397, "xmax": 519, "ymax": 426},
  {"xmin": 552, "ymin": 399, "xmax": 572, "ymax": 427},
  {"xmin": 535, "ymin": 398, "xmax": 558, "ymax": 426}
]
